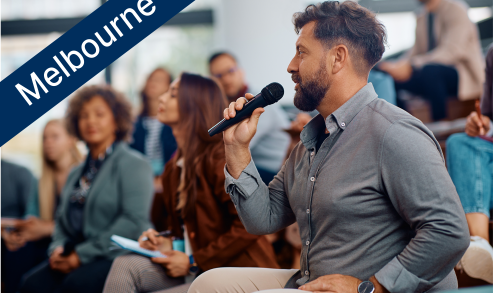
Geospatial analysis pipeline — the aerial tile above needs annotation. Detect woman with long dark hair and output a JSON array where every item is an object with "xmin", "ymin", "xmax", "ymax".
[{"xmin": 103, "ymin": 73, "xmax": 278, "ymax": 293}]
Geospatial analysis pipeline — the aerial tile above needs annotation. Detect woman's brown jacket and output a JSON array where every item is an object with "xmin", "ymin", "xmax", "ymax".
[{"xmin": 151, "ymin": 149, "xmax": 279, "ymax": 271}]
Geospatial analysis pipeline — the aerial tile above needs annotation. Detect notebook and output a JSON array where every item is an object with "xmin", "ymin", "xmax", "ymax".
[{"xmin": 110, "ymin": 235, "xmax": 167, "ymax": 258}]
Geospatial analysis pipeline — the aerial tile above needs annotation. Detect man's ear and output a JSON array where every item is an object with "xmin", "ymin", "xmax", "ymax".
[{"xmin": 331, "ymin": 44, "xmax": 349, "ymax": 74}]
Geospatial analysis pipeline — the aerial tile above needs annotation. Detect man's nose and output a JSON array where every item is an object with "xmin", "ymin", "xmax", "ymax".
[{"xmin": 287, "ymin": 57, "xmax": 299, "ymax": 74}]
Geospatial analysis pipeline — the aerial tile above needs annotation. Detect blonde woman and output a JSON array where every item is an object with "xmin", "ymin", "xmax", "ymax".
[{"xmin": 21, "ymin": 119, "xmax": 83, "ymax": 241}]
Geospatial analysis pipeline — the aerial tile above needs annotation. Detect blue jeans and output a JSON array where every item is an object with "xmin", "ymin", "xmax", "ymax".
[
  {"xmin": 368, "ymin": 70, "xmax": 396, "ymax": 105},
  {"xmin": 446, "ymin": 133, "xmax": 493, "ymax": 218}
]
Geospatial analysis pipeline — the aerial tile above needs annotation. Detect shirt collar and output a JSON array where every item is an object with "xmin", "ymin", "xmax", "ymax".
[{"xmin": 300, "ymin": 83, "xmax": 378, "ymax": 150}]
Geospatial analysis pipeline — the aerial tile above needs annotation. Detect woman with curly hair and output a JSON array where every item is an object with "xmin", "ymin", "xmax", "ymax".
[
  {"xmin": 102, "ymin": 73, "xmax": 278, "ymax": 293},
  {"xmin": 20, "ymin": 85, "xmax": 154, "ymax": 293}
]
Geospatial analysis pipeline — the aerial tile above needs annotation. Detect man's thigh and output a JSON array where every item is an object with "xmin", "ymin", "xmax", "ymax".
[{"xmin": 189, "ymin": 268, "xmax": 299, "ymax": 293}]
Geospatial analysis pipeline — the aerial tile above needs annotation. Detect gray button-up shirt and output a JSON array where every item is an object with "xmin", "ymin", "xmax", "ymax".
[{"xmin": 225, "ymin": 84, "xmax": 469, "ymax": 293}]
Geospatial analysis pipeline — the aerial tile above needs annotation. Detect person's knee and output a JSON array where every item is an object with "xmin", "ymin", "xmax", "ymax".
[
  {"xmin": 113, "ymin": 254, "xmax": 139, "ymax": 269},
  {"xmin": 189, "ymin": 268, "xmax": 231, "ymax": 293},
  {"xmin": 18, "ymin": 263, "xmax": 51, "ymax": 293},
  {"xmin": 114, "ymin": 254, "xmax": 153, "ymax": 275},
  {"xmin": 419, "ymin": 65, "xmax": 449, "ymax": 90},
  {"xmin": 446, "ymin": 133, "xmax": 473, "ymax": 154},
  {"xmin": 420, "ymin": 65, "xmax": 442, "ymax": 79}
]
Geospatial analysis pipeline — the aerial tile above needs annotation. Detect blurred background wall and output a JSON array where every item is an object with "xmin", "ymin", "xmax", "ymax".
[{"xmin": 1, "ymin": 0, "xmax": 492, "ymax": 176}]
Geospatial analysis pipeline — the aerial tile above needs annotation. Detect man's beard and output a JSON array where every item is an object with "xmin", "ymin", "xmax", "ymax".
[{"xmin": 292, "ymin": 63, "xmax": 330, "ymax": 112}]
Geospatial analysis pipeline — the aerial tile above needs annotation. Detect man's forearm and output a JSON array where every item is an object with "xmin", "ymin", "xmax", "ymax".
[{"xmin": 225, "ymin": 144, "xmax": 252, "ymax": 179}]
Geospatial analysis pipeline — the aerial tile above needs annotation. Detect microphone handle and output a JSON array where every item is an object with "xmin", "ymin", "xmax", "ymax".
[{"xmin": 208, "ymin": 93, "xmax": 268, "ymax": 136}]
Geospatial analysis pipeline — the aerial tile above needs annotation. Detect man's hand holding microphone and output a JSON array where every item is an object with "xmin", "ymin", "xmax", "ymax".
[
  {"xmin": 208, "ymin": 82, "xmax": 284, "ymax": 179},
  {"xmin": 222, "ymin": 93, "xmax": 266, "ymax": 179}
]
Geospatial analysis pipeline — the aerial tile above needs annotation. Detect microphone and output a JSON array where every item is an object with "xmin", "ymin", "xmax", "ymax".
[{"xmin": 208, "ymin": 82, "xmax": 284, "ymax": 136}]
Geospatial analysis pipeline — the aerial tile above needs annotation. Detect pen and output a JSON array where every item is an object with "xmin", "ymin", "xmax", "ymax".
[
  {"xmin": 141, "ymin": 230, "xmax": 172, "ymax": 242},
  {"xmin": 475, "ymin": 99, "xmax": 484, "ymax": 134}
]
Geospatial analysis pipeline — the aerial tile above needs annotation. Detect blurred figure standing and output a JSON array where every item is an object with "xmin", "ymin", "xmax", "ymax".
[
  {"xmin": 130, "ymin": 68, "xmax": 177, "ymax": 191},
  {"xmin": 379, "ymin": 0, "xmax": 484, "ymax": 121},
  {"xmin": 20, "ymin": 86, "xmax": 154, "ymax": 293},
  {"xmin": 209, "ymin": 52, "xmax": 290, "ymax": 184},
  {"xmin": 2, "ymin": 120, "xmax": 82, "ymax": 293}
]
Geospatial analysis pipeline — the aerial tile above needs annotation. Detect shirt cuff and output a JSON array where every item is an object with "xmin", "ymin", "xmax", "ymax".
[
  {"xmin": 224, "ymin": 159, "xmax": 261, "ymax": 198},
  {"xmin": 374, "ymin": 257, "xmax": 422, "ymax": 293},
  {"xmin": 486, "ymin": 120, "xmax": 493, "ymax": 137}
]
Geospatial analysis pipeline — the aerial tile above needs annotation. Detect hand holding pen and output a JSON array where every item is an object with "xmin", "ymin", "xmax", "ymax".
[
  {"xmin": 142, "ymin": 230, "xmax": 172, "ymax": 241},
  {"xmin": 138, "ymin": 229, "xmax": 173, "ymax": 252}
]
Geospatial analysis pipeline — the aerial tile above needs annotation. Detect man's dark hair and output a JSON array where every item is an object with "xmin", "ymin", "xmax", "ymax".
[
  {"xmin": 208, "ymin": 51, "xmax": 238, "ymax": 65},
  {"xmin": 293, "ymin": 1, "xmax": 386, "ymax": 73}
]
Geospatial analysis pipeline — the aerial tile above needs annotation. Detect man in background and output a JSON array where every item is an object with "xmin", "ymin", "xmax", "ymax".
[
  {"xmin": 209, "ymin": 52, "xmax": 291, "ymax": 184},
  {"xmin": 379, "ymin": 0, "xmax": 484, "ymax": 121}
]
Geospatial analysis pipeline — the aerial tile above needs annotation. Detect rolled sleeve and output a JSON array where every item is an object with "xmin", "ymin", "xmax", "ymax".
[
  {"xmin": 223, "ymin": 156, "xmax": 295, "ymax": 236},
  {"xmin": 224, "ymin": 159, "xmax": 261, "ymax": 199},
  {"xmin": 375, "ymin": 257, "xmax": 421, "ymax": 293}
]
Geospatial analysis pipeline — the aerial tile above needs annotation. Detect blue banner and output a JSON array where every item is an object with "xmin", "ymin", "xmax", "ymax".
[{"xmin": 0, "ymin": 0, "xmax": 194, "ymax": 146}]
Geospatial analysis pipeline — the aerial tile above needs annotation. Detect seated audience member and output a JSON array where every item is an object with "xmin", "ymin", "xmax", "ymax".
[
  {"xmin": 24, "ymin": 119, "xmax": 83, "ymax": 231},
  {"xmin": 1, "ymin": 160, "xmax": 37, "ymax": 293},
  {"xmin": 20, "ymin": 86, "xmax": 154, "ymax": 293},
  {"xmin": 209, "ymin": 52, "xmax": 291, "ymax": 184},
  {"xmin": 2, "ymin": 120, "xmax": 82, "ymax": 293},
  {"xmin": 103, "ymin": 73, "xmax": 279, "ymax": 293},
  {"xmin": 379, "ymin": 0, "xmax": 484, "ymax": 121},
  {"xmin": 130, "ymin": 68, "xmax": 177, "ymax": 185},
  {"xmin": 1, "ymin": 160, "xmax": 36, "ymax": 220},
  {"xmin": 190, "ymin": 2, "xmax": 469, "ymax": 292},
  {"xmin": 446, "ymin": 46, "xmax": 493, "ymax": 284}
]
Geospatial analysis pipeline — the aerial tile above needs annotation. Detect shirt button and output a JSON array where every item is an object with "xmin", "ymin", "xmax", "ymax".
[
  {"xmin": 341, "ymin": 122, "xmax": 346, "ymax": 127},
  {"xmin": 305, "ymin": 270, "xmax": 309, "ymax": 276},
  {"xmin": 306, "ymin": 209, "xmax": 310, "ymax": 214},
  {"xmin": 306, "ymin": 240, "xmax": 310, "ymax": 245},
  {"xmin": 310, "ymin": 177, "xmax": 315, "ymax": 182},
  {"xmin": 310, "ymin": 151, "xmax": 315, "ymax": 156}
]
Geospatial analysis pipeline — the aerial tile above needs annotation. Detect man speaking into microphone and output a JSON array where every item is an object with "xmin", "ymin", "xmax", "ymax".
[{"xmin": 190, "ymin": 1, "xmax": 469, "ymax": 293}]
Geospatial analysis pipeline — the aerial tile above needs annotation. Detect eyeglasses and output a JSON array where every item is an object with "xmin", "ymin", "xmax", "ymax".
[{"xmin": 213, "ymin": 66, "xmax": 238, "ymax": 79}]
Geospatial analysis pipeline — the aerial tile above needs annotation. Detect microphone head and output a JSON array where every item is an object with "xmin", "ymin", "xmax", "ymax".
[{"xmin": 261, "ymin": 82, "xmax": 284, "ymax": 105}]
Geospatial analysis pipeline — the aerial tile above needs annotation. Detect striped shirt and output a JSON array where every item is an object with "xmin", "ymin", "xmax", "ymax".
[{"xmin": 143, "ymin": 117, "xmax": 164, "ymax": 162}]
